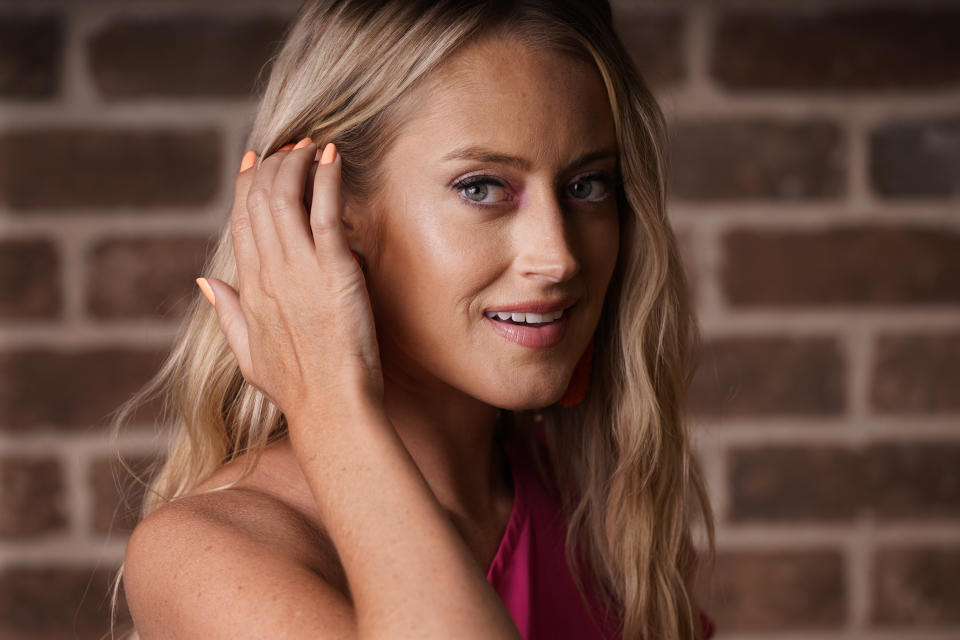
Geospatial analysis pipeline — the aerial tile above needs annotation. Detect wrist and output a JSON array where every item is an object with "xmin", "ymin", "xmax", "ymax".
[
  {"xmin": 285, "ymin": 391, "xmax": 388, "ymax": 445},
  {"xmin": 289, "ymin": 378, "xmax": 383, "ymax": 421}
]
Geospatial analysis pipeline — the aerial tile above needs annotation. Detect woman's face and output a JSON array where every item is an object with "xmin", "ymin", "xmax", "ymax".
[{"xmin": 354, "ymin": 37, "xmax": 620, "ymax": 410}]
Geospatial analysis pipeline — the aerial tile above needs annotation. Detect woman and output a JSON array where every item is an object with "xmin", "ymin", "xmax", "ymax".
[{"xmin": 111, "ymin": 0, "xmax": 716, "ymax": 638}]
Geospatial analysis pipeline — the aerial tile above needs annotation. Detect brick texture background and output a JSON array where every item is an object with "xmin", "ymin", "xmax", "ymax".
[{"xmin": 1, "ymin": 0, "xmax": 958, "ymax": 638}]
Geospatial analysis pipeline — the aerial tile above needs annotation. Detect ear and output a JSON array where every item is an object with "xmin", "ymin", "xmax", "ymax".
[
  {"xmin": 305, "ymin": 158, "xmax": 370, "ymax": 258},
  {"xmin": 341, "ymin": 196, "xmax": 373, "ymax": 261}
]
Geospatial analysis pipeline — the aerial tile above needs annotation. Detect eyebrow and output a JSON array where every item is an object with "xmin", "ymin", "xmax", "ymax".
[{"xmin": 441, "ymin": 145, "xmax": 619, "ymax": 173}]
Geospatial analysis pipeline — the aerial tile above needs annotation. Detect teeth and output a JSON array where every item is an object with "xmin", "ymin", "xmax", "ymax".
[{"xmin": 485, "ymin": 309, "xmax": 564, "ymax": 323}]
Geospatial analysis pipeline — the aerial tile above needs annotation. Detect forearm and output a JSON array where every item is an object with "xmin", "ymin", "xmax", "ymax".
[{"xmin": 287, "ymin": 402, "xmax": 521, "ymax": 640}]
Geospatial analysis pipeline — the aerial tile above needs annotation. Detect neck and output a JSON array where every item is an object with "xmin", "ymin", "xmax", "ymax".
[{"xmin": 379, "ymin": 363, "xmax": 508, "ymax": 525}]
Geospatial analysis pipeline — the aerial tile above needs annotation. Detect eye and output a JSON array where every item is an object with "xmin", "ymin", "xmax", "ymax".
[
  {"xmin": 567, "ymin": 172, "xmax": 615, "ymax": 202},
  {"xmin": 453, "ymin": 176, "xmax": 512, "ymax": 205}
]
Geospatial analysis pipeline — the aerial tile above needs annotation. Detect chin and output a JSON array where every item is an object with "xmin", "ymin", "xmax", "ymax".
[{"xmin": 487, "ymin": 384, "xmax": 566, "ymax": 412}]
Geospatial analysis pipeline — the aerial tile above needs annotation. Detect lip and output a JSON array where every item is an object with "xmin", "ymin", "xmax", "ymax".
[
  {"xmin": 484, "ymin": 296, "xmax": 579, "ymax": 315},
  {"xmin": 485, "ymin": 308, "xmax": 570, "ymax": 349}
]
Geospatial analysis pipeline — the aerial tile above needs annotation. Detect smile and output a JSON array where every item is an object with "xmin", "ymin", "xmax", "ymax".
[
  {"xmin": 484, "ymin": 308, "xmax": 569, "ymax": 348},
  {"xmin": 483, "ymin": 309, "xmax": 564, "ymax": 326}
]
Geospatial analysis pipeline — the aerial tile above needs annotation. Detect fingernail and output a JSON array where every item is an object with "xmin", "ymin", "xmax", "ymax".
[
  {"xmin": 279, "ymin": 143, "xmax": 295, "ymax": 151},
  {"xmin": 293, "ymin": 136, "xmax": 313, "ymax": 150},
  {"xmin": 319, "ymin": 142, "xmax": 337, "ymax": 165},
  {"xmin": 196, "ymin": 277, "xmax": 215, "ymax": 307},
  {"xmin": 239, "ymin": 150, "xmax": 256, "ymax": 173}
]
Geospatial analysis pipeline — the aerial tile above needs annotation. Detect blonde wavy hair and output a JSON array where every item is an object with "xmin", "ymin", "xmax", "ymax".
[{"xmin": 107, "ymin": 1, "xmax": 716, "ymax": 638}]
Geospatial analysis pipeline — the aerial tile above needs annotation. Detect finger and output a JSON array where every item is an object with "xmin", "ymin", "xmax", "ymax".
[
  {"xmin": 231, "ymin": 151, "xmax": 261, "ymax": 292},
  {"xmin": 270, "ymin": 138, "xmax": 321, "ymax": 261},
  {"xmin": 305, "ymin": 161, "xmax": 356, "ymax": 234},
  {"xmin": 200, "ymin": 277, "xmax": 253, "ymax": 376},
  {"xmin": 245, "ymin": 149, "xmax": 287, "ymax": 265},
  {"xmin": 309, "ymin": 143, "xmax": 356, "ymax": 272}
]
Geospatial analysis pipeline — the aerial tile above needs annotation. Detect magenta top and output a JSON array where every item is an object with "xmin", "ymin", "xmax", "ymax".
[{"xmin": 485, "ymin": 435, "xmax": 716, "ymax": 640}]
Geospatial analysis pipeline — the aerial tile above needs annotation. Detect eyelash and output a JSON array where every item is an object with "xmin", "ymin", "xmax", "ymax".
[{"xmin": 451, "ymin": 171, "xmax": 621, "ymax": 208}]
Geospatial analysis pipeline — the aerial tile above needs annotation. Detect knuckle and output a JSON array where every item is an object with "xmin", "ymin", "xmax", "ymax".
[
  {"xmin": 230, "ymin": 215, "xmax": 252, "ymax": 236},
  {"xmin": 269, "ymin": 194, "xmax": 298, "ymax": 217},
  {"xmin": 247, "ymin": 187, "xmax": 271, "ymax": 213},
  {"xmin": 310, "ymin": 216, "xmax": 338, "ymax": 233}
]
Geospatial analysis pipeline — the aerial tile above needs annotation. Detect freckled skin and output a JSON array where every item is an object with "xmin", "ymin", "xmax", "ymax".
[
  {"xmin": 121, "ymin": 39, "xmax": 623, "ymax": 639},
  {"xmin": 348, "ymin": 37, "xmax": 620, "ymax": 412}
]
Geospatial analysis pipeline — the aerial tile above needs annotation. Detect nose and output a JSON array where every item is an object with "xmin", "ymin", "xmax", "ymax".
[{"xmin": 513, "ymin": 189, "xmax": 580, "ymax": 283}]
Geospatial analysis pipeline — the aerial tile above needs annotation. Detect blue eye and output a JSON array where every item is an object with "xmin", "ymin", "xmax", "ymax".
[
  {"xmin": 567, "ymin": 173, "xmax": 615, "ymax": 202},
  {"xmin": 452, "ymin": 172, "xmax": 620, "ymax": 208},
  {"xmin": 454, "ymin": 177, "xmax": 511, "ymax": 204}
]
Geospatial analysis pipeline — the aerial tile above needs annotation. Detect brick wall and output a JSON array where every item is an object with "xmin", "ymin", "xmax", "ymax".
[{"xmin": 0, "ymin": 0, "xmax": 957, "ymax": 638}]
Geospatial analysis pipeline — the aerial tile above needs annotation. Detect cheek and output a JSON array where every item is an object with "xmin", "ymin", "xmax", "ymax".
[
  {"xmin": 580, "ymin": 214, "xmax": 620, "ymax": 287},
  {"xmin": 380, "ymin": 200, "xmax": 503, "ymax": 327}
]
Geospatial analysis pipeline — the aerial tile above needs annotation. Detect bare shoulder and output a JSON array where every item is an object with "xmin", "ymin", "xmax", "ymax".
[{"xmin": 124, "ymin": 453, "xmax": 354, "ymax": 639}]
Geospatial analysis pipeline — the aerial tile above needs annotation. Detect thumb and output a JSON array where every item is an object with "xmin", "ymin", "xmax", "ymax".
[{"xmin": 196, "ymin": 277, "xmax": 253, "ymax": 375}]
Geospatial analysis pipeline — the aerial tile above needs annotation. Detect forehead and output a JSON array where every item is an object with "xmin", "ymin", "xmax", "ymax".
[{"xmin": 393, "ymin": 37, "xmax": 616, "ymax": 165}]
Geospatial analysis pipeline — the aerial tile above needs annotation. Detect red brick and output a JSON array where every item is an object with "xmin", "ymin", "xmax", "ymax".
[
  {"xmin": 88, "ymin": 15, "xmax": 290, "ymax": 99},
  {"xmin": 0, "ymin": 239, "xmax": 60, "ymax": 320},
  {"xmin": 689, "ymin": 336, "xmax": 845, "ymax": 418},
  {"xmin": 873, "ymin": 546, "xmax": 960, "ymax": 625},
  {"xmin": 613, "ymin": 11, "xmax": 685, "ymax": 87},
  {"xmin": 0, "ymin": 565, "xmax": 132, "ymax": 640},
  {"xmin": 729, "ymin": 446, "xmax": 859, "ymax": 522},
  {"xmin": 872, "ymin": 331, "xmax": 960, "ymax": 413},
  {"xmin": 0, "ymin": 347, "xmax": 168, "ymax": 432},
  {"xmin": 865, "ymin": 443, "xmax": 960, "ymax": 520},
  {"xmin": 870, "ymin": 117, "xmax": 960, "ymax": 198},
  {"xmin": 668, "ymin": 119, "xmax": 845, "ymax": 201},
  {"xmin": 0, "ymin": 15, "xmax": 62, "ymax": 99},
  {"xmin": 722, "ymin": 226, "xmax": 960, "ymax": 307},
  {"xmin": 0, "ymin": 458, "xmax": 66, "ymax": 538},
  {"xmin": 695, "ymin": 549, "xmax": 845, "ymax": 631},
  {"xmin": 729, "ymin": 443, "xmax": 960, "ymax": 523},
  {"xmin": 0, "ymin": 128, "xmax": 220, "ymax": 210},
  {"xmin": 90, "ymin": 455, "xmax": 157, "ymax": 535},
  {"xmin": 712, "ymin": 9, "xmax": 960, "ymax": 91},
  {"xmin": 87, "ymin": 235, "xmax": 211, "ymax": 319}
]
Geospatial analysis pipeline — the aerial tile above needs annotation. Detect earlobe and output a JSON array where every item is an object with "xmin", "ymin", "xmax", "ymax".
[
  {"xmin": 341, "ymin": 197, "xmax": 361, "ymax": 233},
  {"xmin": 341, "ymin": 199, "xmax": 366, "ymax": 260},
  {"xmin": 340, "ymin": 194, "xmax": 383, "ymax": 273},
  {"xmin": 340, "ymin": 205, "xmax": 356, "ymax": 232}
]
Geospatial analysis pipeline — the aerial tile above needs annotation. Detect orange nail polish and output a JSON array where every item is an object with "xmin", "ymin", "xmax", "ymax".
[
  {"xmin": 196, "ymin": 277, "xmax": 215, "ymax": 307},
  {"xmin": 239, "ymin": 150, "xmax": 256, "ymax": 173},
  {"xmin": 293, "ymin": 137, "xmax": 313, "ymax": 150},
  {"xmin": 279, "ymin": 143, "xmax": 295, "ymax": 151},
  {"xmin": 320, "ymin": 142, "xmax": 337, "ymax": 165}
]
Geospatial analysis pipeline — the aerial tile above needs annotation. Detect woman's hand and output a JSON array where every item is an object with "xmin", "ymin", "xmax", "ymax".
[{"xmin": 197, "ymin": 138, "xmax": 384, "ymax": 425}]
